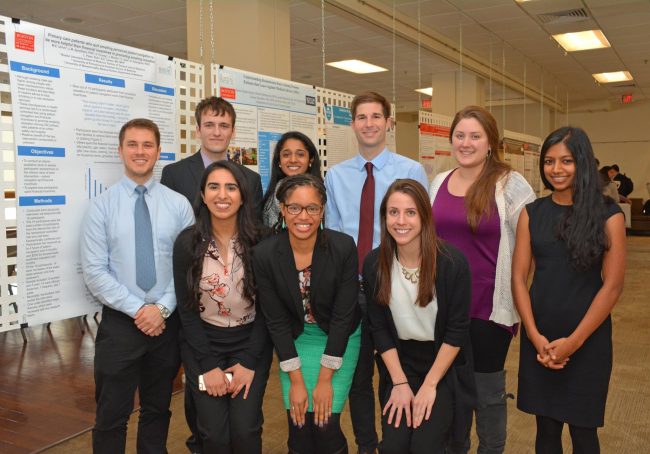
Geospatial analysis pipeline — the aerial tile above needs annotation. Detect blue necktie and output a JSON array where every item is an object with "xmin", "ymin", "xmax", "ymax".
[{"xmin": 134, "ymin": 185, "xmax": 156, "ymax": 292}]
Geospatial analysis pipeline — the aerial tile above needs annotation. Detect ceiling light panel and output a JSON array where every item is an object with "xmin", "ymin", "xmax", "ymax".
[
  {"xmin": 592, "ymin": 71, "xmax": 633, "ymax": 83},
  {"xmin": 326, "ymin": 60, "xmax": 388, "ymax": 74},
  {"xmin": 552, "ymin": 30, "xmax": 610, "ymax": 52},
  {"xmin": 415, "ymin": 87, "xmax": 433, "ymax": 96}
]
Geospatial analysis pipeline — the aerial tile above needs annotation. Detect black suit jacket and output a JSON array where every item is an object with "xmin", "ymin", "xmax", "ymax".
[
  {"xmin": 160, "ymin": 151, "xmax": 263, "ymax": 221},
  {"xmin": 363, "ymin": 242, "xmax": 476, "ymax": 445},
  {"xmin": 252, "ymin": 229, "xmax": 361, "ymax": 363}
]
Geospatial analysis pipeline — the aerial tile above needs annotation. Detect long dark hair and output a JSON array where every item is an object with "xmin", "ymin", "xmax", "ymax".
[
  {"xmin": 262, "ymin": 131, "xmax": 322, "ymax": 212},
  {"xmin": 185, "ymin": 160, "xmax": 263, "ymax": 311},
  {"xmin": 276, "ymin": 173, "xmax": 328, "ymax": 248},
  {"xmin": 540, "ymin": 126, "xmax": 612, "ymax": 270},
  {"xmin": 449, "ymin": 106, "xmax": 511, "ymax": 231},
  {"xmin": 376, "ymin": 179, "xmax": 439, "ymax": 308}
]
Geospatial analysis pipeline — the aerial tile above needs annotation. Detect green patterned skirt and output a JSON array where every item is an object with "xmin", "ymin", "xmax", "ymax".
[{"xmin": 279, "ymin": 323, "xmax": 361, "ymax": 413}]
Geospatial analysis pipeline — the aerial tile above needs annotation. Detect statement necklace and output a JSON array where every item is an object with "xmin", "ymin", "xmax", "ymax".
[{"xmin": 401, "ymin": 265, "xmax": 420, "ymax": 284}]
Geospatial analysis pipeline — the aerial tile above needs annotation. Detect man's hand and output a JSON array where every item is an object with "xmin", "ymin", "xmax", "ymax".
[{"xmin": 134, "ymin": 304, "xmax": 165, "ymax": 336}]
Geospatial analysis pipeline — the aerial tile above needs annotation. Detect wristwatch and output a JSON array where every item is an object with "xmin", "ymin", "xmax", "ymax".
[{"xmin": 154, "ymin": 303, "xmax": 171, "ymax": 319}]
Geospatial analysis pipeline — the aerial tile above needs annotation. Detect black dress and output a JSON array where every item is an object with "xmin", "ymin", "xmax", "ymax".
[{"xmin": 517, "ymin": 196, "xmax": 621, "ymax": 428}]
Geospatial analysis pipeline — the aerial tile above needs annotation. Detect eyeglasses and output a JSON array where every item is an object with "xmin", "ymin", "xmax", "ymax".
[{"xmin": 284, "ymin": 204, "xmax": 323, "ymax": 216}]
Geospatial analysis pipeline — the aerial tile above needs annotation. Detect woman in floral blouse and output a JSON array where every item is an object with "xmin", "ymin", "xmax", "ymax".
[{"xmin": 173, "ymin": 160, "xmax": 271, "ymax": 453}]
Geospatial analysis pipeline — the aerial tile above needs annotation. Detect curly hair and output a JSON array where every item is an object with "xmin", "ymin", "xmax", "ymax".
[{"xmin": 275, "ymin": 174, "xmax": 328, "ymax": 248}]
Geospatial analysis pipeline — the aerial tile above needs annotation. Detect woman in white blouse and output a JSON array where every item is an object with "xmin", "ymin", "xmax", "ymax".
[{"xmin": 363, "ymin": 179, "xmax": 473, "ymax": 454}]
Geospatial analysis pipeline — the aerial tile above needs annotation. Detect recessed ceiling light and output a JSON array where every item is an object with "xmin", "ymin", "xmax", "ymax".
[
  {"xmin": 326, "ymin": 60, "xmax": 388, "ymax": 74},
  {"xmin": 415, "ymin": 87, "xmax": 433, "ymax": 96},
  {"xmin": 61, "ymin": 17, "xmax": 84, "ymax": 24},
  {"xmin": 552, "ymin": 30, "xmax": 610, "ymax": 52},
  {"xmin": 592, "ymin": 71, "xmax": 633, "ymax": 83}
]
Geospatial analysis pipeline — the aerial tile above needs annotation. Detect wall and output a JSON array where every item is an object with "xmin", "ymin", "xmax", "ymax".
[
  {"xmin": 490, "ymin": 103, "xmax": 555, "ymax": 141},
  {"xmin": 395, "ymin": 112, "xmax": 419, "ymax": 162},
  {"xmin": 570, "ymin": 100, "xmax": 650, "ymax": 200}
]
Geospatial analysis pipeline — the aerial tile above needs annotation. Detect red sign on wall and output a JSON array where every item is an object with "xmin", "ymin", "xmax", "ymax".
[
  {"xmin": 15, "ymin": 32, "xmax": 35, "ymax": 52},
  {"xmin": 220, "ymin": 87, "xmax": 236, "ymax": 99}
]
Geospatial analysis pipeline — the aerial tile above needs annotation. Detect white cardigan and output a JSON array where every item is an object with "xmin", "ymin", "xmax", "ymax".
[{"xmin": 429, "ymin": 169, "xmax": 536, "ymax": 326}]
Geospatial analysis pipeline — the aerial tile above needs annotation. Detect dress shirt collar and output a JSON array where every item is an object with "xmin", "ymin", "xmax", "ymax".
[
  {"xmin": 199, "ymin": 148, "xmax": 213, "ymax": 168},
  {"xmin": 199, "ymin": 148, "xmax": 232, "ymax": 168},
  {"xmin": 354, "ymin": 147, "xmax": 391, "ymax": 171},
  {"xmin": 120, "ymin": 175, "xmax": 155, "ymax": 195}
]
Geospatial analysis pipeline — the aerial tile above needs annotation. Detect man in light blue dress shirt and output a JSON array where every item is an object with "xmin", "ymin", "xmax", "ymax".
[
  {"xmin": 80, "ymin": 119, "xmax": 194, "ymax": 454},
  {"xmin": 325, "ymin": 92, "xmax": 428, "ymax": 454}
]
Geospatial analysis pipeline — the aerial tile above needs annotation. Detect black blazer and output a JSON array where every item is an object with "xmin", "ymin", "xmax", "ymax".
[
  {"xmin": 363, "ymin": 241, "xmax": 476, "ymax": 445},
  {"xmin": 363, "ymin": 242, "xmax": 471, "ymax": 356},
  {"xmin": 172, "ymin": 228, "xmax": 269, "ymax": 372},
  {"xmin": 252, "ymin": 229, "xmax": 361, "ymax": 363},
  {"xmin": 160, "ymin": 151, "xmax": 264, "ymax": 222}
]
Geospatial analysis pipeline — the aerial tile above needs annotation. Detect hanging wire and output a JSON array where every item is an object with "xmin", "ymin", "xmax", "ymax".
[
  {"xmin": 199, "ymin": 0, "xmax": 204, "ymax": 63},
  {"xmin": 539, "ymin": 71, "xmax": 544, "ymax": 137},
  {"xmin": 566, "ymin": 91, "xmax": 569, "ymax": 125},
  {"xmin": 502, "ymin": 45, "xmax": 506, "ymax": 134},
  {"xmin": 209, "ymin": 0, "xmax": 215, "ymax": 64},
  {"xmin": 321, "ymin": 0, "xmax": 326, "ymax": 88},
  {"xmin": 417, "ymin": 0, "xmax": 421, "ymax": 109},
  {"xmin": 489, "ymin": 41, "xmax": 493, "ymax": 112},
  {"xmin": 523, "ymin": 60, "xmax": 527, "ymax": 134},
  {"xmin": 392, "ymin": 2, "xmax": 396, "ymax": 109},
  {"xmin": 459, "ymin": 21, "xmax": 463, "ymax": 110},
  {"xmin": 554, "ymin": 84, "xmax": 558, "ymax": 129}
]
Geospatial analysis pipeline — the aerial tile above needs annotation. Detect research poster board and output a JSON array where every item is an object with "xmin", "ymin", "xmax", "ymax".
[
  {"xmin": 212, "ymin": 65, "xmax": 318, "ymax": 193},
  {"xmin": 7, "ymin": 19, "xmax": 178, "ymax": 326},
  {"xmin": 323, "ymin": 104, "xmax": 357, "ymax": 167},
  {"xmin": 418, "ymin": 111, "xmax": 455, "ymax": 182},
  {"xmin": 503, "ymin": 130, "xmax": 542, "ymax": 196}
]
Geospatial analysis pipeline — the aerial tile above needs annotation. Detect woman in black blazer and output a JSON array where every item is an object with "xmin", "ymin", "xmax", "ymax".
[
  {"xmin": 173, "ymin": 161, "xmax": 272, "ymax": 453},
  {"xmin": 253, "ymin": 174, "xmax": 361, "ymax": 454},
  {"xmin": 363, "ymin": 179, "xmax": 474, "ymax": 454}
]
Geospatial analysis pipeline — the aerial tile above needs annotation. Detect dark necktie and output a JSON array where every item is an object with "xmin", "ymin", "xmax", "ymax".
[
  {"xmin": 357, "ymin": 162, "xmax": 375, "ymax": 272},
  {"xmin": 134, "ymin": 185, "xmax": 156, "ymax": 292}
]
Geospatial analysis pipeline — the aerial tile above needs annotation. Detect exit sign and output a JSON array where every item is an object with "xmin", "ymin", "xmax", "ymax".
[{"xmin": 622, "ymin": 94, "xmax": 633, "ymax": 104}]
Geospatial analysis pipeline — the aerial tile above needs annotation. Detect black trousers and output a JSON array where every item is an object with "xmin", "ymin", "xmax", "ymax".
[
  {"xmin": 378, "ymin": 340, "xmax": 453, "ymax": 454},
  {"xmin": 287, "ymin": 412, "xmax": 348, "ymax": 454},
  {"xmin": 93, "ymin": 306, "xmax": 180, "ymax": 454},
  {"xmin": 180, "ymin": 335, "xmax": 272, "ymax": 453},
  {"xmin": 349, "ymin": 290, "xmax": 378, "ymax": 452}
]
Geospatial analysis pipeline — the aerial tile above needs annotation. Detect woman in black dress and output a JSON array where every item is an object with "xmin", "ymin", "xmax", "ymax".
[{"xmin": 512, "ymin": 127, "xmax": 626, "ymax": 453}]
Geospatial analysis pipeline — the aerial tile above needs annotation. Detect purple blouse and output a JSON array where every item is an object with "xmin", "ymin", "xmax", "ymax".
[{"xmin": 432, "ymin": 171, "xmax": 508, "ymax": 329}]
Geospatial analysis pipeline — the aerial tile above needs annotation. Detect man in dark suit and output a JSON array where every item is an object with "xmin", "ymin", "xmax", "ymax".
[
  {"xmin": 160, "ymin": 97, "xmax": 262, "ymax": 453},
  {"xmin": 161, "ymin": 96, "xmax": 263, "ymax": 221}
]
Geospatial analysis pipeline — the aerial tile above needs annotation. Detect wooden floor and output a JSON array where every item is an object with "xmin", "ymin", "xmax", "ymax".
[{"xmin": 1, "ymin": 236, "xmax": 649, "ymax": 454}]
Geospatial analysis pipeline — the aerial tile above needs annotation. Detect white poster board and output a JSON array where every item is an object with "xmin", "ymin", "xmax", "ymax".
[
  {"xmin": 6, "ymin": 19, "xmax": 178, "ymax": 326},
  {"xmin": 419, "ymin": 111, "xmax": 454, "ymax": 182},
  {"xmin": 323, "ymin": 104, "xmax": 357, "ymax": 167},
  {"xmin": 503, "ymin": 130, "xmax": 542, "ymax": 196},
  {"xmin": 212, "ymin": 65, "xmax": 318, "ymax": 193}
]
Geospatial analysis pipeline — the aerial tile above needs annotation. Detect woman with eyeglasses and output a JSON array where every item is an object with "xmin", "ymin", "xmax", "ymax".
[
  {"xmin": 253, "ymin": 174, "xmax": 362, "ymax": 454},
  {"xmin": 262, "ymin": 131, "xmax": 322, "ymax": 228}
]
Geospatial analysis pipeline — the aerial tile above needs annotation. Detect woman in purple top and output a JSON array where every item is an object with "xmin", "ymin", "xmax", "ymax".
[{"xmin": 429, "ymin": 106, "xmax": 535, "ymax": 454}]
